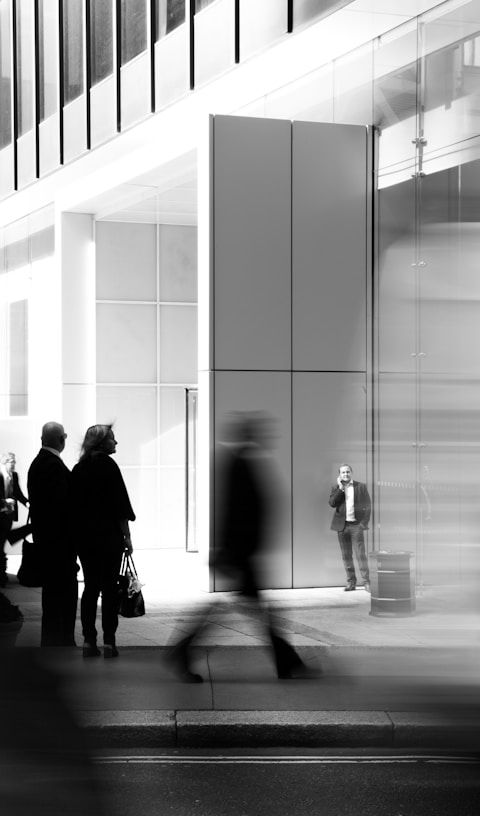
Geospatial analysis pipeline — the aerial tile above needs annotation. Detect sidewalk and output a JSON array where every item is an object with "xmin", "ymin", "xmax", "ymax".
[{"xmin": 2, "ymin": 564, "xmax": 480, "ymax": 750}]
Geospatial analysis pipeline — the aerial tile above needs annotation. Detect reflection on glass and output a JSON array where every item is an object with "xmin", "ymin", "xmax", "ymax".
[
  {"xmin": 156, "ymin": 0, "xmax": 185, "ymax": 39},
  {"xmin": 422, "ymin": 0, "xmax": 480, "ymax": 157},
  {"xmin": 90, "ymin": 0, "xmax": 113, "ymax": 85},
  {"xmin": 333, "ymin": 43, "xmax": 373, "ymax": 125},
  {"xmin": 121, "ymin": 0, "xmax": 147, "ymax": 65},
  {"xmin": 195, "ymin": 0, "xmax": 215, "ymax": 11},
  {"xmin": 15, "ymin": 0, "xmax": 35, "ymax": 135},
  {"xmin": 0, "ymin": 0, "xmax": 12, "ymax": 148},
  {"xmin": 38, "ymin": 0, "xmax": 58, "ymax": 122},
  {"xmin": 63, "ymin": 0, "xmax": 84, "ymax": 104},
  {"xmin": 294, "ymin": 0, "xmax": 352, "ymax": 29},
  {"xmin": 374, "ymin": 21, "xmax": 418, "ymax": 173}
]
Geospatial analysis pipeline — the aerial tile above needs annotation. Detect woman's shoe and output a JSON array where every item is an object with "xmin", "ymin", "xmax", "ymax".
[
  {"xmin": 103, "ymin": 644, "xmax": 119, "ymax": 658},
  {"xmin": 83, "ymin": 641, "xmax": 101, "ymax": 657}
]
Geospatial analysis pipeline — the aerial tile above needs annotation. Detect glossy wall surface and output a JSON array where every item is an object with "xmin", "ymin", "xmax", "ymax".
[{"xmin": 203, "ymin": 114, "xmax": 370, "ymax": 589}]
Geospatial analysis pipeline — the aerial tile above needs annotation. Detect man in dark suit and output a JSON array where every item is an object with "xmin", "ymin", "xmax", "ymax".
[
  {"xmin": 329, "ymin": 463, "xmax": 371, "ymax": 592},
  {"xmin": 0, "ymin": 452, "xmax": 29, "ymax": 586},
  {"xmin": 27, "ymin": 422, "xmax": 78, "ymax": 646}
]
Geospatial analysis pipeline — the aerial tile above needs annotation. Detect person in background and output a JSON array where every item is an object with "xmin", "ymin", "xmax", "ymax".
[
  {"xmin": 70, "ymin": 425, "xmax": 135, "ymax": 659},
  {"xmin": 27, "ymin": 422, "xmax": 78, "ymax": 646},
  {"xmin": 0, "ymin": 452, "xmax": 29, "ymax": 587},
  {"xmin": 329, "ymin": 463, "xmax": 371, "ymax": 592}
]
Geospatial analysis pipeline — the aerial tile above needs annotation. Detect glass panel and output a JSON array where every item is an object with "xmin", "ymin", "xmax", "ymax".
[
  {"xmin": 377, "ymin": 178, "xmax": 416, "ymax": 373},
  {"xmin": 38, "ymin": 0, "xmax": 58, "ymax": 122},
  {"xmin": 0, "ymin": 0, "xmax": 12, "ymax": 148},
  {"xmin": 186, "ymin": 387, "xmax": 198, "ymax": 552},
  {"xmin": 334, "ymin": 42, "xmax": 373, "ymax": 125},
  {"xmin": 9, "ymin": 298, "xmax": 28, "ymax": 415},
  {"xmin": 265, "ymin": 63, "xmax": 333, "ymax": 122},
  {"xmin": 120, "ymin": 466, "xmax": 159, "ymax": 545},
  {"xmin": 158, "ymin": 224, "xmax": 197, "ymax": 302},
  {"xmin": 422, "ymin": 0, "xmax": 480, "ymax": 160},
  {"xmin": 96, "ymin": 303, "xmax": 157, "ymax": 382},
  {"xmin": 294, "ymin": 0, "xmax": 353, "ymax": 29},
  {"xmin": 374, "ymin": 20, "xmax": 418, "ymax": 175},
  {"xmin": 159, "ymin": 304, "xmax": 197, "ymax": 383},
  {"xmin": 195, "ymin": 0, "xmax": 215, "ymax": 10},
  {"xmin": 96, "ymin": 385, "xmax": 157, "ymax": 465},
  {"xmin": 156, "ymin": 0, "xmax": 185, "ymax": 39},
  {"xmin": 376, "ymin": 373, "xmax": 417, "ymax": 555},
  {"xmin": 159, "ymin": 386, "xmax": 186, "ymax": 466},
  {"xmin": 96, "ymin": 222, "xmax": 157, "ymax": 301},
  {"xmin": 121, "ymin": 0, "xmax": 147, "ymax": 65},
  {"xmin": 63, "ymin": 0, "xmax": 84, "ymax": 104},
  {"xmin": 89, "ymin": 0, "xmax": 113, "ymax": 85},
  {"xmin": 159, "ymin": 466, "xmax": 185, "ymax": 548},
  {"xmin": 16, "ymin": 0, "xmax": 35, "ymax": 135}
]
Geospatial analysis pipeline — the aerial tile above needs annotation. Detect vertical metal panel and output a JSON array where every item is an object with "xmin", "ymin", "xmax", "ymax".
[
  {"xmin": 213, "ymin": 370, "xmax": 293, "ymax": 591},
  {"xmin": 121, "ymin": 51, "xmax": 151, "ymax": 129},
  {"xmin": 292, "ymin": 121, "xmax": 368, "ymax": 372},
  {"xmin": 292, "ymin": 371, "xmax": 368, "ymax": 588},
  {"xmin": 213, "ymin": 115, "xmax": 292, "ymax": 371}
]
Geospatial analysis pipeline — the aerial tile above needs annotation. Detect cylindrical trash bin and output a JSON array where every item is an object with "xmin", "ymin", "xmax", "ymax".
[{"xmin": 368, "ymin": 551, "xmax": 415, "ymax": 617}]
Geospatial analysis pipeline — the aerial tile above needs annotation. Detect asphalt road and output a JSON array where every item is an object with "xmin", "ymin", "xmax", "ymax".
[{"xmin": 92, "ymin": 748, "xmax": 480, "ymax": 816}]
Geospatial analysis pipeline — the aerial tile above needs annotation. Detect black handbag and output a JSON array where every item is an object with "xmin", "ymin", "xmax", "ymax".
[
  {"xmin": 117, "ymin": 551, "xmax": 145, "ymax": 618},
  {"xmin": 17, "ymin": 516, "xmax": 43, "ymax": 587}
]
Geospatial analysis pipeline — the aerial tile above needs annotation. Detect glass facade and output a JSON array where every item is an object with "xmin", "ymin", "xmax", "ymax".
[
  {"xmin": 95, "ymin": 220, "xmax": 198, "ymax": 549},
  {"xmin": 89, "ymin": 0, "xmax": 113, "ymax": 85},
  {"xmin": 156, "ymin": 0, "xmax": 185, "ymax": 38},
  {"xmin": 15, "ymin": 0, "xmax": 35, "ymax": 136},
  {"xmin": 121, "ymin": 0, "xmax": 147, "ymax": 65},
  {"xmin": 38, "ymin": 0, "xmax": 59, "ymax": 122},
  {"xmin": 0, "ymin": 0, "xmax": 12, "ymax": 149},
  {"xmin": 1, "ymin": 0, "xmax": 480, "ymax": 584},
  {"xmin": 63, "ymin": 0, "xmax": 84, "ymax": 104},
  {"xmin": 0, "ymin": 208, "xmax": 55, "ymax": 418}
]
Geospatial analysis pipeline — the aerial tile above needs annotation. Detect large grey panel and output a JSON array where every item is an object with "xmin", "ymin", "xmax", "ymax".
[
  {"xmin": 292, "ymin": 122, "xmax": 368, "ymax": 372},
  {"xmin": 213, "ymin": 115, "xmax": 292, "ymax": 371},
  {"xmin": 292, "ymin": 371, "xmax": 368, "ymax": 588},
  {"xmin": 213, "ymin": 371, "xmax": 292, "ymax": 590}
]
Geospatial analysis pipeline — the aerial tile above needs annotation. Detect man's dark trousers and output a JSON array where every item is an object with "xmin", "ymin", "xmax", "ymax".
[{"xmin": 337, "ymin": 521, "xmax": 369, "ymax": 587}]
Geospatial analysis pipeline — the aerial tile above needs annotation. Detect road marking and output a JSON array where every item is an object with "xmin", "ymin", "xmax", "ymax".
[{"xmin": 95, "ymin": 755, "xmax": 480, "ymax": 765}]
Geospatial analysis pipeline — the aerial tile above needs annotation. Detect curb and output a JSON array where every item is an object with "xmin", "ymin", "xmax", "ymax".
[{"xmin": 76, "ymin": 710, "xmax": 480, "ymax": 750}]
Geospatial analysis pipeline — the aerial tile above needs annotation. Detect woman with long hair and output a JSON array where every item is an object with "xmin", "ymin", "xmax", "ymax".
[{"xmin": 71, "ymin": 425, "xmax": 135, "ymax": 658}]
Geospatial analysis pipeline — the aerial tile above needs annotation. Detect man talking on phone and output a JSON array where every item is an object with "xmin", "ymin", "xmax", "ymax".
[{"xmin": 329, "ymin": 464, "xmax": 371, "ymax": 592}]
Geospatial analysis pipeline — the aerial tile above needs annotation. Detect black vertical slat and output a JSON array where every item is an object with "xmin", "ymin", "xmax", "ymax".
[
  {"xmin": 85, "ymin": 0, "xmax": 91, "ymax": 148},
  {"xmin": 189, "ymin": 0, "xmax": 195, "ymax": 90},
  {"xmin": 34, "ymin": 0, "xmax": 40, "ymax": 177},
  {"xmin": 12, "ymin": 0, "xmax": 19, "ymax": 189},
  {"xmin": 116, "ymin": 0, "xmax": 121, "ymax": 131},
  {"xmin": 234, "ymin": 0, "xmax": 239, "ymax": 64},
  {"xmin": 150, "ymin": 0, "xmax": 156, "ymax": 112},
  {"xmin": 58, "ymin": 0, "xmax": 64, "ymax": 163},
  {"xmin": 287, "ymin": 0, "xmax": 293, "ymax": 33}
]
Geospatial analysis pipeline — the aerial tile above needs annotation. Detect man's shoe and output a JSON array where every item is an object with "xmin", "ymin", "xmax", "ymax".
[
  {"xmin": 344, "ymin": 585, "xmax": 356, "ymax": 591},
  {"xmin": 83, "ymin": 641, "xmax": 101, "ymax": 657},
  {"xmin": 104, "ymin": 644, "xmax": 119, "ymax": 658}
]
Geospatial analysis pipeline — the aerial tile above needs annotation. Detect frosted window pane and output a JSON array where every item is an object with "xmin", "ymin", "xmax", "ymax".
[
  {"xmin": 159, "ymin": 466, "xmax": 185, "ymax": 548},
  {"xmin": 121, "ymin": 467, "xmax": 160, "ymax": 546},
  {"xmin": 96, "ymin": 222, "xmax": 157, "ymax": 301},
  {"xmin": 159, "ymin": 387, "xmax": 186, "ymax": 465},
  {"xmin": 96, "ymin": 385, "xmax": 157, "ymax": 465},
  {"xmin": 97, "ymin": 303, "xmax": 157, "ymax": 382},
  {"xmin": 158, "ymin": 225, "xmax": 197, "ymax": 302},
  {"xmin": 159, "ymin": 305, "xmax": 197, "ymax": 383}
]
